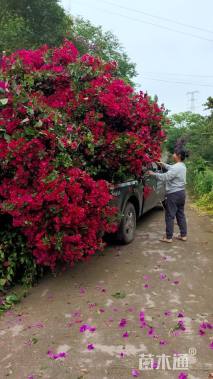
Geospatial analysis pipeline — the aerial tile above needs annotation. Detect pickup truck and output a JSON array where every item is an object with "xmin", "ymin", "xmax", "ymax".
[{"xmin": 111, "ymin": 163, "xmax": 165, "ymax": 243}]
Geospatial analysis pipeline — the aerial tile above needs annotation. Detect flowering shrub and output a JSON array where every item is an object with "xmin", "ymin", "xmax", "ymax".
[{"xmin": 0, "ymin": 40, "xmax": 167, "ymax": 279}]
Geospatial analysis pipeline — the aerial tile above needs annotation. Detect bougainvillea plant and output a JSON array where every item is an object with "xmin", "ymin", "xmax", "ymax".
[{"xmin": 0, "ymin": 40, "xmax": 167, "ymax": 280}]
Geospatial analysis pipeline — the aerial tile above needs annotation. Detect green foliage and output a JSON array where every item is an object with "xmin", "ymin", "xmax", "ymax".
[
  {"xmin": 68, "ymin": 17, "xmax": 137, "ymax": 85},
  {"xmin": 0, "ymin": 12, "xmax": 31, "ymax": 52},
  {"xmin": 165, "ymin": 108, "xmax": 213, "ymax": 212},
  {"xmin": 0, "ymin": 218, "xmax": 40, "ymax": 291},
  {"xmin": 0, "ymin": 0, "xmax": 71, "ymax": 52},
  {"xmin": 0, "ymin": 3, "xmax": 137, "ymax": 84},
  {"xmin": 194, "ymin": 169, "xmax": 213, "ymax": 196},
  {"xmin": 187, "ymin": 160, "xmax": 213, "ymax": 196},
  {"xmin": 205, "ymin": 96, "xmax": 213, "ymax": 114},
  {"xmin": 0, "ymin": 293, "xmax": 20, "ymax": 314},
  {"xmin": 112, "ymin": 291, "xmax": 126, "ymax": 299},
  {"xmin": 165, "ymin": 111, "xmax": 213, "ymax": 164},
  {"xmin": 164, "ymin": 112, "xmax": 207, "ymax": 155},
  {"xmin": 165, "ymin": 107, "xmax": 213, "ymax": 212},
  {"xmin": 196, "ymin": 191, "xmax": 213, "ymax": 214}
]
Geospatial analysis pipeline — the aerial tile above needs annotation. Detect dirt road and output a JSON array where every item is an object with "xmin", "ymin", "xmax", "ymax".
[{"xmin": 0, "ymin": 204, "xmax": 213, "ymax": 379}]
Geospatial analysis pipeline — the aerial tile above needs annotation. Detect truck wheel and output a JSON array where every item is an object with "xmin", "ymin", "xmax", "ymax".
[{"xmin": 118, "ymin": 202, "xmax": 136, "ymax": 244}]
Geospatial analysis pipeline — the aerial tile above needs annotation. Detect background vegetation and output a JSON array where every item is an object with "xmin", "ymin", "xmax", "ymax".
[
  {"xmin": 0, "ymin": 0, "xmax": 136, "ymax": 84},
  {"xmin": 165, "ymin": 98, "xmax": 213, "ymax": 214}
]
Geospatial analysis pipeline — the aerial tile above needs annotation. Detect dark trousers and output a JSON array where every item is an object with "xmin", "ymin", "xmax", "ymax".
[{"xmin": 165, "ymin": 190, "xmax": 187, "ymax": 239}]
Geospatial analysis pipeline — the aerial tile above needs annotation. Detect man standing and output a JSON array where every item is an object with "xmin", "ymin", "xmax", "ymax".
[{"xmin": 148, "ymin": 148, "xmax": 188, "ymax": 243}]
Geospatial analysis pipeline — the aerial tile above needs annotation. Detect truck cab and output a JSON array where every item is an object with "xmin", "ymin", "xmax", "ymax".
[{"xmin": 110, "ymin": 163, "xmax": 165, "ymax": 243}]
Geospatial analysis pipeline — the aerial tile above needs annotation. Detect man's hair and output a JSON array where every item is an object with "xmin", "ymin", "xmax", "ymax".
[{"xmin": 174, "ymin": 148, "xmax": 189, "ymax": 161}]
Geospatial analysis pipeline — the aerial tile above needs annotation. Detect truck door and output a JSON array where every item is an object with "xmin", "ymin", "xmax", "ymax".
[{"xmin": 142, "ymin": 163, "xmax": 165, "ymax": 213}]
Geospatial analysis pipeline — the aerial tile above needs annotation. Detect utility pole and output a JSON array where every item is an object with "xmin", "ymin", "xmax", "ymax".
[{"xmin": 186, "ymin": 91, "xmax": 199, "ymax": 112}]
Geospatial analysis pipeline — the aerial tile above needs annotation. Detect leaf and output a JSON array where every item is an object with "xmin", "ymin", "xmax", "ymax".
[
  {"xmin": 0, "ymin": 98, "xmax": 8, "ymax": 106},
  {"xmin": 21, "ymin": 117, "xmax": 30, "ymax": 124},
  {"xmin": 5, "ymin": 293, "xmax": 19, "ymax": 304},
  {"xmin": 112, "ymin": 291, "xmax": 126, "ymax": 299},
  {"xmin": 0, "ymin": 278, "xmax": 7, "ymax": 287},
  {"xmin": 31, "ymin": 337, "xmax": 38, "ymax": 344},
  {"xmin": 35, "ymin": 120, "xmax": 43, "ymax": 128}
]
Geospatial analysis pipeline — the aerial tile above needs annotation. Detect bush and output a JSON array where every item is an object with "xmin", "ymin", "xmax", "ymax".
[
  {"xmin": 0, "ymin": 217, "xmax": 38, "ymax": 290},
  {"xmin": 194, "ymin": 169, "xmax": 213, "ymax": 196},
  {"xmin": 187, "ymin": 158, "xmax": 213, "ymax": 196},
  {"xmin": 196, "ymin": 192, "xmax": 213, "ymax": 214},
  {"xmin": 0, "ymin": 41, "xmax": 167, "ymax": 285}
]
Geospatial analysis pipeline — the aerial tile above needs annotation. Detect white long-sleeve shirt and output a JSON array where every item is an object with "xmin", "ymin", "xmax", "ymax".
[{"xmin": 154, "ymin": 162, "xmax": 186, "ymax": 194}]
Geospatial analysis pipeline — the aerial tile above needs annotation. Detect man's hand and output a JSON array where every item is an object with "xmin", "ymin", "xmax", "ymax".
[
  {"xmin": 157, "ymin": 161, "xmax": 164, "ymax": 167},
  {"xmin": 147, "ymin": 170, "xmax": 155, "ymax": 176}
]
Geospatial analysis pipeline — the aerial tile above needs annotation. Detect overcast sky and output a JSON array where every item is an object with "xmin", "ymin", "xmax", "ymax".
[{"xmin": 62, "ymin": 0, "xmax": 213, "ymax": 115}]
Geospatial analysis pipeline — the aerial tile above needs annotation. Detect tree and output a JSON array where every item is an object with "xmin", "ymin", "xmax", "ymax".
[
  {"xmin": 0, "ymin": 0, "xmax": 70, "ymax": 52},
  {"xmin": 203, "ymin": 97, "xmax": 213, "ymax": 163},
  {"xmin": 165, "ymin": 111, "xmax": 213, "ymax": 164},
  {"xmin": 205, "ymin": 96, "xmax": 213, "ymax": 114},
  {"xmin": 0, "ymin": 13, "xmax": 30, "ymax": 53},
  {"xmin": 0, "ymin": 2, "xmax": 136, "ymax": 84},
  {"xmin": 68, "ymin": 17, "xmax": 137, "ymax": 85}
]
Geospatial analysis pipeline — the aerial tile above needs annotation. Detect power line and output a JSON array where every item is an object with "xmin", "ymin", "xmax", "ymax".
[
  {"xmin": 90, "ymin": 0, "xmax": 213, "ymax": 35},
  {"xmin": 74, "ymin": 0, "xmax": 213, "ymax": 42},
  {"xmin": 141, "ymin": 77, "xmax": 213, "ymax": 88},
  {"xmin": 142, "ymin": 71, "xmax": 213, "ymax": 78}
]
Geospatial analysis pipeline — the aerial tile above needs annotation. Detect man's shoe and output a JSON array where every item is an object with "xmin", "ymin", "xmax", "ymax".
[
  {"xmin": 159, "ymin": 236, "xmax": 173, "ymax": 243},
  {"xmin": 175, "ymin": 234, "xmax": 187, "ymax": 241}
]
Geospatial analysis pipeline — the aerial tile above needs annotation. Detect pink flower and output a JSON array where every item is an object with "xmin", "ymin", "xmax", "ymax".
[
  {"xmin": 178, "ymin": 373, "xmax": 188, "ymax": 379},
  {"xmin": 122, "ymin": 331, "xmax": 129, "ymax": 338},
  {"xmin": 71, "ymin": 141, "xmax": 78, "ymax": 150},
  {"xmin": 79, "ymin": 324, "xmax": 96, "ymax": 333},
  {"xmin": 177, "ymin": 312, "xmax": 184, "ymax": 318},
  {"xmin": 178, "ymin": 320, "xmax": 186, "ymax": 331},
  {"xmin": 80, "ymin": 324, "xmax": 89, "ymax": 332},
  {"xmin": 127, "ymin": 307, "xmax": 135, "ymax": 312},
  {"xmin": 159, "ymin": 339, "xmax": 167, "ymax": 345},
  {"xmin": 148, "ymin": 327, "xmax": 155, "ymax": 336},
  {"xmin": 152, "ymin": 360, "xmax": 158, "ymax": 369},
  {"xmin": 200, "ymin": 322, "xmax": 213, "ymax": 330},
  {"xmin": 119, "ymin": 318, "xmax": 127, "ymax": 328},
  {"xmin": 160, "ymin": 273, "xmax": 167, "ymax": 280},
  {"xmin": 88, "ymin": 303, "xmax": 97, "ymax": 309},
  {"xmin": 47, "ymin": 350, "xmax": 67, "ymax": 360},
  {"xmin": 29, "ymin": 322, "xmax": 44, "ymax": 329},
  {"xmin": 89, "ymin": 326, "xmax": 96, "ymax": 332},
  {"xmin": 164, "ymin": 310, "xmax": 172, "ymax": 316},
  {"xmin": 209, "ymin": 341, "xmax": 213, "ymax": 349},
  {"xmin": 87, "ymin": 344, "xmax": 95, "ymax": 350},
  {"xmin": 144, "ymin": 284, "xmax": 149, "ymax": 289},
  {"xmin": 143, "ymin": 275, "xmax": 150, "ymax": 281},
  {"xmin": 131, "ymin": 369, "xmax": 140, "ymax": 377},
  {"xmin": 0, "ymin": 80, "xmax": 8, "ymax": 91},
  {"xmin": 199, "ymin": 329, "xmax": 205, "ymax": 336},
  {"xmin": 67, "ymin": 125, "xmax": 73, "ymax": 132},
  {"xmin": 99, "ymin": 308, "xmax": 105, "ymax": 313}
]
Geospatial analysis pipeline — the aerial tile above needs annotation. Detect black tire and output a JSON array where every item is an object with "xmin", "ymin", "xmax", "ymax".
[{"xmin": 118, "ymin": 202, "xmax": 136, "ymax": 244}]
